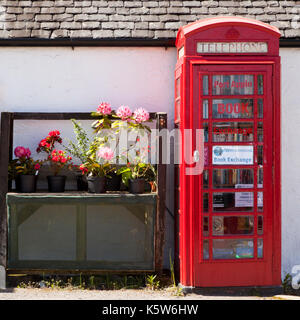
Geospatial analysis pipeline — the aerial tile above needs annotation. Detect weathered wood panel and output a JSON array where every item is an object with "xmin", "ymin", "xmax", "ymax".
[{"xmin": 0, "ymin": 113, "xmax": 13, "ymax": 268}]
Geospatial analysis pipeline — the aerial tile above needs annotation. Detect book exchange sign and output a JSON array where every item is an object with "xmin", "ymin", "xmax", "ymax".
[{"xmin": 212, "ymin": 145, "xmax": 253, "ymax": 165}]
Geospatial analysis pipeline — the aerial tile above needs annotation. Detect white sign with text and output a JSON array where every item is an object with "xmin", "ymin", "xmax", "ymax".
[
  {"xmin": 197, "ymin": 42, "xmax": 268, "ymax": 54},
  {"xmin": 212, "ymin": 145, "xmax": 253, "ymax": 165}
]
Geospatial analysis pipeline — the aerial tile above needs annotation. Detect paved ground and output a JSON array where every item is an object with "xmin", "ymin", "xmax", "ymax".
[{"xmin": 0, "ymin": 288, "xmax": 299, "ymax": 300}]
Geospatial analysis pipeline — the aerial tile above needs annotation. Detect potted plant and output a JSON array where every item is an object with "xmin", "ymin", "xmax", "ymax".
[
  {"xmin": 89, "ymin": 103, "xmax": 153, "ymax": 192},
  {"xmin": 47, "ymin": 149, "xmax": 73, "ymax": 192},
  {"xmin": 144, "ymin": 164, "xmax": 157, "ymax": 192},
  {"xmin": 64, "ymin": 119, "xmax": 91, "ymax": 191},
  {"xmin": 90, "ymin": 102, "xmax": 122, "ymax": 191},
  {"xmin": 79, "ymin": 146, "xmax": 115, "ymax": 193},
  {"xmin": 119, "ymin": 146, "xmax": 155, "ymax": 194},
  {"xmin": 9, "ymin": 146, "xmax": 42, "ymax": 193},
  {"xmin": 120, "ymin": 161, "xmax": 155, "ymax": 194},
  {"xmin": 37, "ymin": 130, "xmax": 73, "ymax": 192},
  {"xmin": 116, "ymin": 106, "xmax": 153, "ymax": 194}
]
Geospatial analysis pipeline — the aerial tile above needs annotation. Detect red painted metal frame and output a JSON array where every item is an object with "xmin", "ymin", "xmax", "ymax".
[
  {"xmin": 194, "ymin": 64, "xmax": 273, "ymax": 286},
  {"xmin": 175, "ymin": 17, "xmax": 281, "ymax": 288}
]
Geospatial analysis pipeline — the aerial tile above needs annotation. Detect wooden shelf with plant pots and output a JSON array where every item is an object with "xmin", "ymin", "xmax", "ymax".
[{"xmin": 0, "ymin": 108, "xmax": 167, "ymax": 275}]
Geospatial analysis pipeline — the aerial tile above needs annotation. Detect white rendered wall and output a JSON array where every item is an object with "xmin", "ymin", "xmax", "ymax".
[
  {"xmin": 0, "ymin": 46, "xmax": 177, "ymax": 270},
  {"xmin": 0, "ymin": 46, "xmax": 299, "ymax": 278},
  {"xmin": 280, "ymin": 48, "xmax": 300, "ymax": 279}
]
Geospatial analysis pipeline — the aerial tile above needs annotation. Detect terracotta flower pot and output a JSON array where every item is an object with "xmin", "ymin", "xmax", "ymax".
[
  {"xmin": 129, "ymin": 178, "xmax": 145, "ymax": 194},
  {"xmin": 16, "ymin": 175, "xmax": 37, "ymax": 193},
  {"xmin": 47, "ymin": 175, "xmax": 66, "ymax": 192},
  {"xmin": 87, "ymin": 176, "xmax": 106, "ymax": 193}
]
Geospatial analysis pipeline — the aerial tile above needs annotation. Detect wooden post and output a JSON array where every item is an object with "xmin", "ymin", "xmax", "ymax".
[
  {"xmin": 155, "ymin": 112, "xmax": 167, "ymax": 273},
  {"xmin": 0, "ymin": 113, "xmax": 14, "ymax": 273}
]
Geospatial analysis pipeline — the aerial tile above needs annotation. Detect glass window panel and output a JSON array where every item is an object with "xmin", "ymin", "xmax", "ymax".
[
  {"xmin": 212, "ymin": 75, "xmax": 254, "ymax": 95},
  {"xmin": 8, "ymin": 201, "xmax": 155, "ymax": 270},
  {"xmin": 257, "ymin": 145, "xmax": 263, "ymax": 165},
  {"xmin": 203, "ymin": 216, "xmax": 209, "ymax": 236},
  {"xmin": 203, "ymin": 122, "xmax": 209, "ymax": 142},
  {"xmin": 213, "ymin": 239, "xmax": 254, "ymax": 260},
  {"xmin": 258, "ymin": 99, "xmax": 263, "ymax": 118},
  {"xmin": 203, "ymin": 239, "xmax": 209, "ymax": 260},
  {"xmin": 16, "ymin": 205, "xmax": 77, "ymax": 261},
  {"xmin": 202, "ymin": 75, "xmax": 209, "ymax": 95},
  {"xmin": 212, "ymin": 216, "xmax": 254, "ymax": 236},
  {"xmin": 86, "ymin": 204, "xmax": 154, "ymax": 268},
  {"xmin": 203, "ymin": 99, "xmax": 209, "ymax": 119},
  {"xmin": 213, "ymin": 169, "xmax": 254, "ymax": 189},
  {"xmin": 257, "ymin": 239, "xmax": 263, "ymax": 258},
  {"xmin": 213, "ymin": 122, "xmax": 254, "ymax": 142},
  {"xmin": 213, "ymin": 192, "xmax": 254, "ymax": 212},
  {"xmin": 203, "ymin": 170, "xmax": 209, "ymax": 189},
  {"xmin": 203, "ymin": 193, "xmax": 209, "ymax": 213},
  {"xmin": 258, "ymin": 167, "xmax": 263, "ymax": 188},
  {"xmin": 212, "ymin": 99, "xmax": 254, "ymax": 119},
  {"xmin": 258, "ymin": 215, "xmax": 264, "ymax": 235},
  {"xmin": 257, "ymin": 75, "xmax": 264, "ymax": 95},
  {"xmin": 204, "ymin": 145, "xmax": 209, "ymax": 166},
  {"xmin": 258, "ymin": 192, "xmax": 263, "ymax": 212},
  {"xmin": 258, "ymin": 122, "xmax": 263, "ymax": 142}
]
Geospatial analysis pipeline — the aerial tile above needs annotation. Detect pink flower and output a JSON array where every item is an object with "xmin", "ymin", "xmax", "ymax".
[
  {"xmin": 14, "ymin": 146, "xmax": 31, "ymax": 158},
  {"xmin": 133, "ymin": 108, "xmax": 150, "ymax": 123},
  {"xmin": 96, "ymin": 102, "xmax": 112, "ymax": 115},
  {"xmin": 116, "ymin": 105, "xmax": 132, "ymax": 120},
  {"xmin": 34, "ymin": 163, "xmax": 41, "ymax": 171},
  {"xmin": 98, "ymin": 147, "xmax": 114, "ymax": 161},
  {"xmin": 25, "ymin": 148, "xmax": 31, "ymax": 158}
]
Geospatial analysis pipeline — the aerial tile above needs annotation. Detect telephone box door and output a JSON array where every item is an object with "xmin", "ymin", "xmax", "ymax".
[{"xmin": 193, "ymin": 63, "xmax": 277, "ymax": 287}]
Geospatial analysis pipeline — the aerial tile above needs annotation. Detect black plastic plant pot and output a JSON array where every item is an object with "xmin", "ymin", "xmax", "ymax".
[
  {"xmin": 76, "ymin": 175, "xmax": 88, "ymax": 191},
  {"xmin": 106, "ymin": 172, "xmax": 121, "ymax": 191},
  {"xmin": 129, "ymin": 178, "xmax": 145, "ymax": 194},
  {"xmin": 47, "ymin": 175, "xmax": 66, "ymax": 192},
  {"xmin": 87, "ymin": 176, "xmax": 106, "ymax": 193},
  {"xmin": 16, "ymin": 175, "xmax": 37, "ymax": 193}
]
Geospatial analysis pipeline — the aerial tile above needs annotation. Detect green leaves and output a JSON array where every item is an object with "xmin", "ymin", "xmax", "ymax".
[
  {"xmin": 92, "ymin": 116, "xmax": 113, "ymax": 133},
  {"xmin": 118, "ymin": 167, "xmax": 132, "ymax": 187},
  {"xmin": 65, "ymin": 119, "xmax": 90, "ymax": 163},
  {"xmin": 9, "ymin": 157, "xmax": 43, "ymax": 177}
]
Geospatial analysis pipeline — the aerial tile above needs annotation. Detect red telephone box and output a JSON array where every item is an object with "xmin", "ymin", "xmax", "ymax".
[{"xmin": 174, "ymin": 17, "xmax": 281, "ymax": 288}]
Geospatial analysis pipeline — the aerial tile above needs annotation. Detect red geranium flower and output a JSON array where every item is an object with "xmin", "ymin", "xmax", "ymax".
[
  {"xmin": 37, "ymin": 130, "xmax": 62, "ymax": 154},
  {"xmin": 48, "ymin": 149, "xmax": 73, "ymax": 175},
  {"xmin": 49, "ymin": 130, "xmax": 60, "ymax": 137}
]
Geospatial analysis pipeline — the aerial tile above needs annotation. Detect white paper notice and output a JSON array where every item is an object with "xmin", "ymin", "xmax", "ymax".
[{"xmin": 234, "ymin": 184, "xmax": 263, "ymax": 207}]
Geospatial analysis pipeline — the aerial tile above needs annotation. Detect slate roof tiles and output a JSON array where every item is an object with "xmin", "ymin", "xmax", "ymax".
[{"xmin": 0, "ymin": 0, "xmax": 299, "ymax": 40}]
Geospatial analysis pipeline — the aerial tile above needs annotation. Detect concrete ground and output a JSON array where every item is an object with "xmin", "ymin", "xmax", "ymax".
[{"xmin": 0, "ymin": 288, "xmax": 300, "ymax": 300}]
